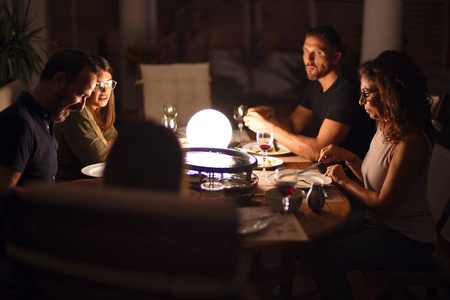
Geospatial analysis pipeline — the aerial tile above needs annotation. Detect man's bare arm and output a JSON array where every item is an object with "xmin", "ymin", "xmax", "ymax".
[
  {"xmin": 276, "ymin": 119, "xmax": 351, "ymax": 161},
  {"xmin": 0, "ymin": 166, "xmax": 22, "ymax": 191},
  {"xmin": 246, "ymin": 105, "xmax": 313, "ymax": 134}
]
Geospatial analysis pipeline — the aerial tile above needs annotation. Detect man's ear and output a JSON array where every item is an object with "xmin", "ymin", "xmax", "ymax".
[
  {"xmin": 53, "ymin": 71, "xmax": 67, "ymax": 88},
  {"xmin": 332, "ymin": 51, "xmax": 342, "ymax": 65}
]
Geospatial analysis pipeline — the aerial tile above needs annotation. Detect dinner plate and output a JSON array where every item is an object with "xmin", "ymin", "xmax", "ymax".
[
  {"xmin": 81, "ymin": 162, "xmax": 105, "ymax": 178},
  {"xmin": 238, "ymin": 219, "xmax": 270, "ymax": 235},
  {"xmin": 241, "ymin": 142, "xmax": 291, "ymax": 156},
  {"xmin": 266, "ymin": 171, "xmax": 332, "ymax": 189},
  {"xmin": 255, "ymin": 157, "xmax": 284, "ymax": 170}
]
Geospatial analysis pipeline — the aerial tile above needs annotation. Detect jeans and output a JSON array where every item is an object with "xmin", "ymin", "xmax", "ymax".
[{"xmin": 304, "ymin": 212, "xmax": 435, "ymax": 300}]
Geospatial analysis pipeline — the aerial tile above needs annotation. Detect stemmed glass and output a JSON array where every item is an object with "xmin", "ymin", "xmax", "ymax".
[
  {"xmin": 233, "ymin": 105, "xmax": 248, "ymax": 144},
  {"xmin": 256, "ymin": 128, "xmax": 274, "ymax": 175},
  {"xmin": 163, "ymin": 103, "xmax": 177, "ymax": 118},
  {"xmin": 274, "ymin": 168, "xmax": 298, "ymax": 213},
  {"xmin": 162, "ymin": 103, "xmax": 178, "ymax": 133},
  {"xmin": 162, "ymin": 117, "xmax": 177, "ymax": 132}
]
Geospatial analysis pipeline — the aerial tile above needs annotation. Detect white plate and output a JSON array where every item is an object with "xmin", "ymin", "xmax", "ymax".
[
  {"xmin": 256, "ymin": 157, "xmax": 284, "ymax": 170},
  {"xmin": 266, "ymin": 171, "xmax": 332, "ymax": 189},
  {"xmin": 81, "ymin": 162, "xmax": 105, "ymax": 178},
  {"xmin": 238, "ymin": 219, "xmax": 270, "ymax": 235},
  {"xmin": 242, "ymin": 142, "xmax": 291, "ymax": 156}
]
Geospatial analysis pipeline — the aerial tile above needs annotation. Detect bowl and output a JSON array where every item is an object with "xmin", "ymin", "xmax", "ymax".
[{"xmin": 265, "ymin": 188, "xmax": 306, "ymax": 213}]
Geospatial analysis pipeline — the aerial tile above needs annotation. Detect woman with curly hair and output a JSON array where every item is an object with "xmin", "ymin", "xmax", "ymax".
[
  {"xmin": 306, "ymin": 51, "xmax": 436, "ymax": 299},
  {"xmin": 55, "ymin": 55, "xmax": 118, "ymax": 181}
]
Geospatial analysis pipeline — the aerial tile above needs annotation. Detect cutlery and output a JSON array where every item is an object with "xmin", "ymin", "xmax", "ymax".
[
  {"xmin": 273, "ymin": 141, "xmax": 280, "ymax": 152},
  {"xmin": 297, "ymin": 162, "xmax": 322, "ymax": 176},
  {"xmin": 240, "ymin": 213, "xmax": 276, "ymax": 223}
]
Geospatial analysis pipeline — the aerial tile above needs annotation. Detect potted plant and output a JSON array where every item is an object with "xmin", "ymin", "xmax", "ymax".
[{"xmin": 0, "ymin": 0, "xmax": 47, "ymax": 88}]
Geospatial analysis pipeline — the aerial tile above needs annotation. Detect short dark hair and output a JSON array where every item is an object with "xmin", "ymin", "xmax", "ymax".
[
  {"xmin": 39, "ymin": 49, "xmax": 100, "ymax": 82},
  {"xmin": 305, "ymin": 25, "xmax": 342, "ymax": 52},
  {"xmin": 103, "ymin": 121, "xmax": 183, "ymax": 192}
]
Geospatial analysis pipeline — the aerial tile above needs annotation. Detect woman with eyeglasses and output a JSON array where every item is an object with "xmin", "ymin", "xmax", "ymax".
[
  {"xmin": 55, "ymin": 55, "xmax": 118, "ymax": 182},
  {"xmin": 303, "ymin": 51, "xmax": 436, "ymax": 299}
]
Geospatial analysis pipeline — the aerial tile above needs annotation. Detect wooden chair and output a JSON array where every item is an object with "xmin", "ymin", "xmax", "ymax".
[
  {"xmin": 0, "ymin": 80, "xmax": 25, "ymax": 112},
  {"xmin": 363, "ymin": 199, "xmax": 450, "ymax": 299},
  {"xmin": 1, "ymin": 184, "xmax": 249, "ymax": 299},
  {"xmin": 136, "ymin": 63, "xmax": 212, "ymax": 127}
]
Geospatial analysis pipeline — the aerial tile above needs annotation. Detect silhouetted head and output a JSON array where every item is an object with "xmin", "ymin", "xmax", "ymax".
[{"xmin": 103, "ymin": 121, "xmax": 183, "ymax": 191}]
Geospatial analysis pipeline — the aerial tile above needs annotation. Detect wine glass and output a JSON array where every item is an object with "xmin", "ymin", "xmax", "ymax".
[
  {"xmin": 162, "ymin": 117, "xmax": 177, "ymax": 132},
  {"xmin": 274, "ymin": 168, "xmax": 298, "ymax": 213},
  {"xmin": 256, "ymin": 128, "xmax": 274, "ymax": 175},
  {"xmin": 233, "ymin": 105, "xmax": 248, "ymax": 144},
  {"xmin": 163, "ymin": 103, "xmax": 178, "ymax": 118}
]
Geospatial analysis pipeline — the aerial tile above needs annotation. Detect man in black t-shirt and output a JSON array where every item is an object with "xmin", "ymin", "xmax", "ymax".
[
  {"xmin": 0, "ymin": 50, "xmax": 100, "ymax": 190},
  {"xmin": 244, "ymin": 25, "xmax": 374, "ymax": 162}
]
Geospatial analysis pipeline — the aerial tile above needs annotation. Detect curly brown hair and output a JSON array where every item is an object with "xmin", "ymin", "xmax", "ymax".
[{"xmin": 359, "ymin": 50, "xmax": 433, "ymax": 143}]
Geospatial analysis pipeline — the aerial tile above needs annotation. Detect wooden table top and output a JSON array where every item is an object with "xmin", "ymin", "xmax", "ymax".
[
  {"xmin": 60, "ymin": 151, "xmax": 351, "ymax": 251},
  {"xmin": 240, "ymin": 153, "xmax": 352, "ymax": 250}
]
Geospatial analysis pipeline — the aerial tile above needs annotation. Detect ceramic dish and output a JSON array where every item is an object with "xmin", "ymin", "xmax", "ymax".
[
  {"xmin": 266, "ymin": 171, "xmax": 332, "ymax": 189},
  {"xmin": 255, "ymin": 157, "xmax": 284, "ymax": 170},
  {"xmin": 241, "ymin": 142, "xmax": 291, "ymax": 156},
  {"xmin": 81, "ymin": 162, "xmax": 105, "ymax": 178},
  {"xmin": 238, "ymin": 219, "xmax": 270, "ymax": 235}
]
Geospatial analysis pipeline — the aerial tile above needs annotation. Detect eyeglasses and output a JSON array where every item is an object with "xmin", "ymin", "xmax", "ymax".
[
  {"xmin": 359, "ymin": 89, "xmax": 379, "ymax": 103},
  {"xmin": 94, "ymin": 80, "xmax": 117, "ymax": 92}
]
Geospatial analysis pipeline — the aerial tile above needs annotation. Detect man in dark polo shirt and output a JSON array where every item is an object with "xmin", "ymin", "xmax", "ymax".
[
  {"xmin": 0, "ymin": 49, "xmax": 100, "ymax": 190},
  {"xmin": 244, "ymin": 25, "xmax": 374, "ymax": 162}
]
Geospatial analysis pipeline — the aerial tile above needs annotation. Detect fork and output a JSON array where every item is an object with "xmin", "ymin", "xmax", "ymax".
[{"xmin": 298, "ymin": 179, "xmax": 311, "ymax": 185}]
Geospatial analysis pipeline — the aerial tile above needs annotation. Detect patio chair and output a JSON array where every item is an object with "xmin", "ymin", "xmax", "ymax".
[
  {"xmin": 136, "ymin": 63, "xmax": 212, "ymax": 127},
  {"xmin": 1, "ymin": 184, "xmax": 249, "ymax": 299}
]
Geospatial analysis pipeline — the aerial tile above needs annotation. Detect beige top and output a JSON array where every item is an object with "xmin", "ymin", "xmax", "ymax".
[{"xmin": 362, "ymin": 129, "xmax": 437, "ymax": 244}]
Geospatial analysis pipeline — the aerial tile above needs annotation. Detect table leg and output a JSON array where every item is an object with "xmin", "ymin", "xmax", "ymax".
[
  {"xmin": 251, "ymin": 250, "xmax": 261, "ymax": 276},
  {"xmin": 280, "ymin": 246, "xmax": 295, "ymax": 299}
]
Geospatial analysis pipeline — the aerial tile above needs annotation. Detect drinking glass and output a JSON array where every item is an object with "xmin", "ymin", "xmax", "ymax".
[
  {"xmin": 233, "ymin": 105, "xmax": 248, "ymax": 144},
  {"xmin": 256, "ymin": 128, "xmax": 274, "ymax": 175},
  {"xmin": 162, "ymin": 117, "xmax": 177, "ymax": 132},
  {"xmin": 274, "ymin": 168, "xmax": 298, "ymax": 213},
  {"xmin": 163, "ymin": 103, "xmax": 178, "ymax": 118}
]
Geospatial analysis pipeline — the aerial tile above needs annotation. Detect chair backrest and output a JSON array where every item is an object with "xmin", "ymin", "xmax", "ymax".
[
  {"xmin": 1, "ymin": 184, "xmax": 246, "ymax": 299},
  {"xmin": 136, "ymin": 63, "xmax": 212, "ymax": 127},
  {"xmin": 0, "ymin": 80, "xmax": 25, "ymax": 112},
  {"xmin": 432, "ymin": 93, "xmax": 450, "ymax": 132},
  {"xmin": 428, "ymin": 142, "xmax": 450, "ymax": 224}
]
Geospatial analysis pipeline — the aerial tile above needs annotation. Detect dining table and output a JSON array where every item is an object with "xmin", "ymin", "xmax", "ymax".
[
  {"xmin": 235, "ymin": 149, "xmax": 352, "ymax": 300},
  {"xmin": 66, "ymin": 131, "xmax": 352, "ymax": 300}
]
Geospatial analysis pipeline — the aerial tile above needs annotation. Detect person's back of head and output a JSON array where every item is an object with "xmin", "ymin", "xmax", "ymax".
[
  {"xmin": 305, "ymin": 25, "xmax": 342, "ymax": 52},
  {"xmin": 103, "ymin": 121, "xmax": 183, "ymax": 192},
  {"xmin": 39, "ymin": 49, "xmax": 100, "ymax": 83}
]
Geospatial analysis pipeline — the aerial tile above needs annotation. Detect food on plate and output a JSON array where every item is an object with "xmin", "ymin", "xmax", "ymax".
[{"xmin": 258, "ymin": 158, "xmax": 273, "ymax": 167}]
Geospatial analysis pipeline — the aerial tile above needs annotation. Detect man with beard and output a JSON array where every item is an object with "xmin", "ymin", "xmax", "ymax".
[
  {"xmin": 244, "ymin": 25, "xmax": 374, "ymax": 162},
  {"xmin": 0, "ymin": 49, "xmax": 99, "ymax": 189}
]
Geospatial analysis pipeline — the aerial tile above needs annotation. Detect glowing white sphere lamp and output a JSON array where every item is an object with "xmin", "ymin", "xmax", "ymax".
[{"xmin": 186, "ymin": 109, "xmax": 232, "ymax": 148}]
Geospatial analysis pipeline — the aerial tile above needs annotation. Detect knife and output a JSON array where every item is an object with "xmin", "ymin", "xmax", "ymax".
[{"xmin": 297, "ymin": 162, "xmax": 322, "ymax": 176}]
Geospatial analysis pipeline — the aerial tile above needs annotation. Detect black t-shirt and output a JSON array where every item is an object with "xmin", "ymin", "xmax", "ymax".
[
  {"xmin": 299, "ymin": 71, "xmax": 375, "ymax": 159},
  {"xmin": 0, "ymin": 92, "xmax": 58, "ymax": 186}
]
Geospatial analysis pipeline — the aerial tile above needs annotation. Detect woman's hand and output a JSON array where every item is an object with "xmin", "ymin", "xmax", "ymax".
[
  {"xmin": 319, "ymin": 144, "xmax": 354, "ymax": 164},
  {"xmin": 324, "ymin": 164, "xmax": 349, "ymax": 186}
]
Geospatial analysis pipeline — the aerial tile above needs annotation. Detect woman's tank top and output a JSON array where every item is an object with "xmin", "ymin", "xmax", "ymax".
[{"xmin": 361, "ymin": 129, "xmax": 437, "ymax": 244}]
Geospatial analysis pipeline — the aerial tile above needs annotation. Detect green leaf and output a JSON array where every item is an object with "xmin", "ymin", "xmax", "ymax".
[{"xmin": 0, "ymin": 0, "xmax": 51, "ymax": 88}]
